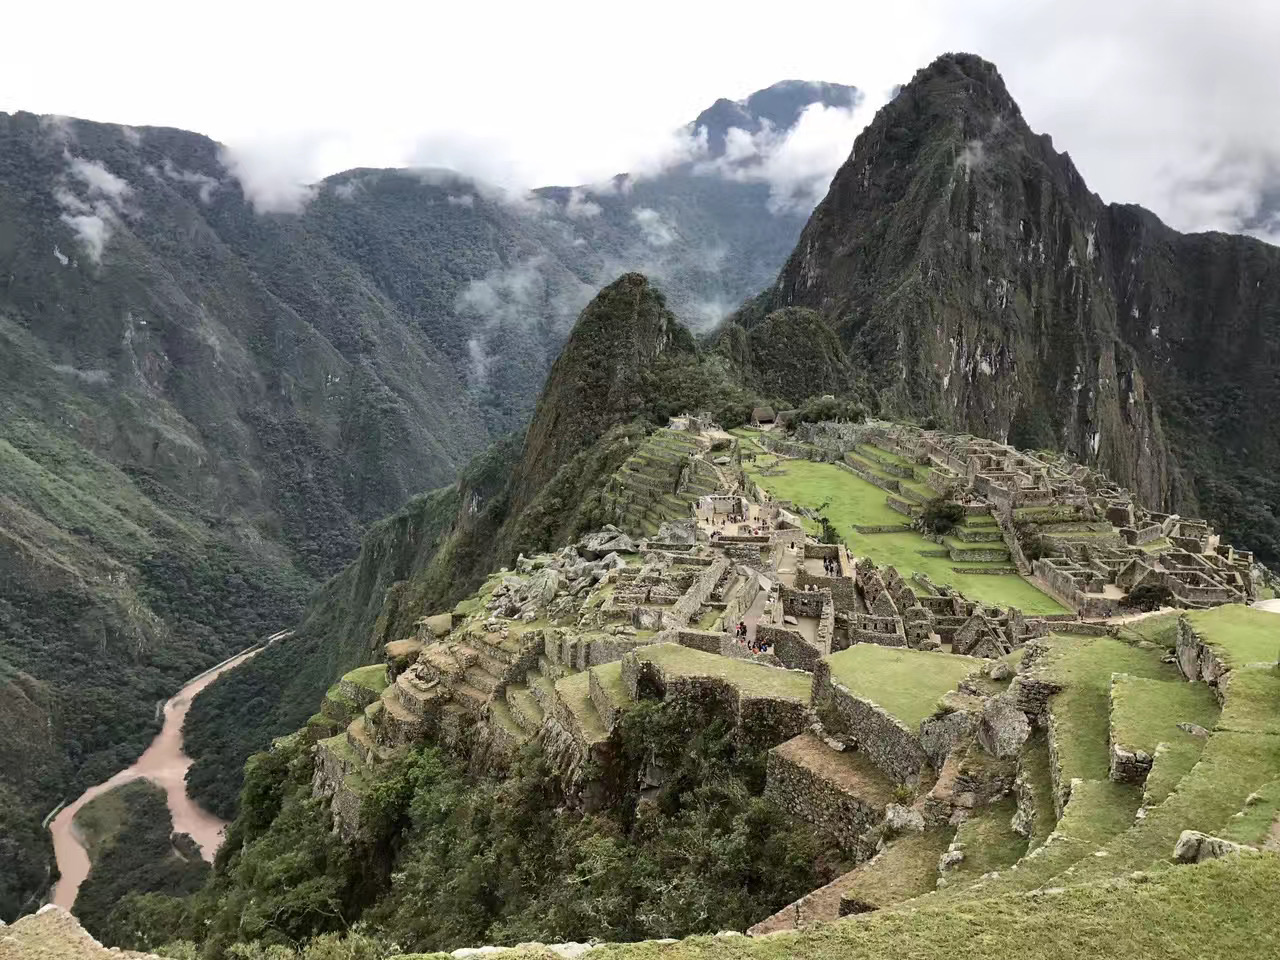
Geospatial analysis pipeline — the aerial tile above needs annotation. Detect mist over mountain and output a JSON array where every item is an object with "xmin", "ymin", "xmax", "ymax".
[{"xmin": 0, "ymin": 79, "xmax": 859, "ymax": 919}]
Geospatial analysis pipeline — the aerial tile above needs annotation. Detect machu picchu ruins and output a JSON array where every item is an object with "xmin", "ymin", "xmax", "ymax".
[{"xmin": 303, "ymin": 412, "xmax": 1279, "ymax": 945}]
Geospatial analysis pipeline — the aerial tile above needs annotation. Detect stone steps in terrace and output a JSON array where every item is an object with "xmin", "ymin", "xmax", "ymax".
[
  {"xmin": 750, "ymin": 826, "xmax": 954, "ymax": 934},
  {"xmin": 375, "ymin": 686, "xmax": 431, "ymax": 744},
  {"xmin": 554, "ymin": 671, "xmax": 611, "ymax": 746},
  {"xmin": 588, "ymin": 661, "xmax": 632, "ymax": 730},
  {"xmin": 505, "ymin": 682, "xmax": 545, "ymax": 734},
  {"xmin": 450, "ymin": 680, "xmax": 491, "ymax": 715},
  {"xmin": 954, "ymin": 528, "xmax": 1005, "ymax": 543},
  {"xmin": 527, "ymin": 665, "xmax": 558, "ymax": 711},
  {"xmin": 486, "ymin": 697, "xmax": 530, "ymax": 748},
  {"xmin": 463, "ymin": 661, "xmax": 502, "ymax": 695},
  {"xmin": 392, "ymin": 671, "xmax": 442, "ymax": 717}
]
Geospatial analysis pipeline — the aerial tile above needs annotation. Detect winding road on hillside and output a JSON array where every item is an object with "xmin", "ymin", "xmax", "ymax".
[{"xmin": 47, "ymin": 633, "xmax": 287, "ymax": 910}]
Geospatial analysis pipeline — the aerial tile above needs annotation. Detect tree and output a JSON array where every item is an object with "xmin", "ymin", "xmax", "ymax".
[{"xmin": 919, "ymin": 498, "xmax": 965, "ymax": 536}]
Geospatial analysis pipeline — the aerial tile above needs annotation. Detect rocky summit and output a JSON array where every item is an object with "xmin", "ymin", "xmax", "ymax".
[{"xmin": 738, "ymin": 53, "xmax": 1280, "ymax": 567}]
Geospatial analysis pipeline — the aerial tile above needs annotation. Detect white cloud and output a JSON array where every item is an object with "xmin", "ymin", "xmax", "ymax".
[
  {"xmin": 162, "ymin": 157, "xmax": 220, "ymax": 203},
  {"xmin": 331, "ymin": 179, "xmax": 360, "ymax": 200},
  {"xmin": 447, "ymin": 193, "xmax": 475, "ymax": 207},
  {"xmin": 632, "ymin": 207, "xmax": 676, "ymax": 246},
  {"xmin": 456, "ymin": 258, "xmax": 549, "ymax": 325},
  {"xmin": 683, "ymin": 96, "xmax": 881, "ymax": 214},
  {"xmin": 564, "ymin": 187, "xmax": 601, "ymax": 219},
  {"xmin": 54, "ymin": 154, "xmax": 134, "ymax": 264},
  {"xmin": 219, "ymin": 141, "xmax": 317, "ymax": 214},
  {"xmin": 68, "ymin": 155, "xmax": 131, "ymax": 205},
  {"xmin": 59, "ymin": 213, "xmax": 110, "ymax": 263},
  {"xmin": 52, "ymin": 364, "xmax": 111, "ymax": 384},
  {"xmin": 9, "ymin": 2, "xmax": 1280, "ymax": 242},
  {"xmin": 956, "ymin": 139, "xmax": 985, "ymax": 173}
]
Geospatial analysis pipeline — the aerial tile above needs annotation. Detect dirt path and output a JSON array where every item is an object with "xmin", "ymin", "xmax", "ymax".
[{"xmin": 48, "ymin": 642, "xmax": 271, "ymax": 910}]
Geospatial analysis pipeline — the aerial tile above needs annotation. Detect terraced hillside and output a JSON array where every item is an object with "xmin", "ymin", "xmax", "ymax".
[
  {"xmin": 741, "ymin": 444, "xmax": 1065, "ymax": 613},
  {"xmin": 601, "ymin": 429, "xmax": 725, "ymax": 537}
]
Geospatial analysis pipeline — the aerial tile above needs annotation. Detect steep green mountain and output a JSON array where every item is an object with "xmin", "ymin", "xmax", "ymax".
[
  {"xmin": 181, "ymin": 274, "xmax": 759, "ymax": 816},
  {"xmin": 0, "ymin": 79, "xmax": 854, "ymax": 918},
  {"xmin": 738, "ymin": 53, "xmax": 1280, "ymax": 565}
]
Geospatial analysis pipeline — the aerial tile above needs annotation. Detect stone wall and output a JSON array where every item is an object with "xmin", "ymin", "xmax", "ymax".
[
  {"xmin": 621, "ymin": 654, "xmax": 808, "ymax": 749},
  {"xmin": 763, "ymin": 743, "xmax": 884, "ymax": 859},
  {"xmin": 794, "ymin": 570, "xmax": 859, "ymax": 613},
  {"xmin": 812, "ymin": 662, "xmax": 928, "ymax": 784},
  {"xmin": 1175, "ymin": 616, "xmax": 1230, "ymax": 698},
  {"xmin": 766, "ymin": 625, "xmax": 820, "ymax": 672},
  {"xmin": 665, "ymin": 556, "xmax": 730, "ymax": 628}
]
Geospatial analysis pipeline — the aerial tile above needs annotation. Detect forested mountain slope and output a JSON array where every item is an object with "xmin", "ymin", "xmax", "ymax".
[
  {"xmin": 739, "ymin": 53, "xmax": 1280, "ymax": 565},
  {"xmin": 0, "ymin": 80, "xmax": 854, "ymax": 919},
  {"xmin": 180, "ymin": 274, "xmax": 760, "ymax": 817}
]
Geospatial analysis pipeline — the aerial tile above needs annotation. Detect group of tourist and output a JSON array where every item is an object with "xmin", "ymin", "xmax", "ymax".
[
  {"xmin": 733, "ymin": 620, "xmax": 772, "ymax": 655},
  {"xmin": 822, "ymin": 555, "xmax": 839, "ymax": 576}
]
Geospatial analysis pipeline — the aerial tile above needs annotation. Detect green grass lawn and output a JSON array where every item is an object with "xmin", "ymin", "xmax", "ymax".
[
  {"xmin": 554, "ymin": 672, "xmax": 609, "ymax": 742},
  {"xmin": 839, "ymin": 827, "xmax": 954, "ymax": 910},
  {"xmin": 1109, "ymin": 673, "xmax": 1219, "ymax": 805},
  {"xmin": 1057, "ymin": 730, "xmax": 1280, "ymax": 885},
  {"xmin": 590, "ymin": 660, "xmax": 630, "ymax": 708},
  {"xmin": 825, "ymin": 645, "xmax": 981, "ymax": 729},
  {"xmin": 633, "ymin": 642, "xmax": 812, "ymax": 703},
  {"xmin": 1038, "ymin": 636, "xmax": 1179, "ymax": 784},
  {"xmin": 1185, "ymin": 605, "xmax": 1280, "ymax": 667},
  {"xmin": 745, "ymin": 457, "xmax": 1066, "ymax": 614},
  {"xmin": 342, "ymin": 664, "xmax": 390, "ymax": 693},
  {"xmin": 945, "ymin": 796, "xmax": 1028, "ymax": 881},
  {"xmin": 1019, "ymin": 732, "xmax": 1058, "ymax": 851}
]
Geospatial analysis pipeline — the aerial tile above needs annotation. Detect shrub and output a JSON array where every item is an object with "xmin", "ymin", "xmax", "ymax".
[
  {"xmin": 920, "ymin": 498, "xmax": 965, "ymax": 536},
  {"xmin": 1120, "ymin": 583, "xmax": 1174, "ymax": 612}
]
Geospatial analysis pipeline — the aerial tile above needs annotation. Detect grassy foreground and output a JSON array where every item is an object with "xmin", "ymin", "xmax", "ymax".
[
  {"xmin": 399, "ymin": 854, "xmax": 1280, "ymax": 959},
  {"xmin": 826, "ymin": 645, "xmax": 981, "ymax": 728}
]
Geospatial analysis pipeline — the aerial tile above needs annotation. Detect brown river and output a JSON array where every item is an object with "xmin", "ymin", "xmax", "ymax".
[{"xmin": 48, "ymin": 641, "xmax": 275, "ymax": 910}]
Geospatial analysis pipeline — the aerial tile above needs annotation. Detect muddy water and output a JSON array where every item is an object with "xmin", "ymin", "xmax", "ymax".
[{"xmin": 48, "ymin": 643, "xmax": 268, "ymax": 910}]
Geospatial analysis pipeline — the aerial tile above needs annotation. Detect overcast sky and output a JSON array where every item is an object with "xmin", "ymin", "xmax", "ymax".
[{"xmin": 6, "ymin": 0, "xmax": 1278, "ymax": 239}]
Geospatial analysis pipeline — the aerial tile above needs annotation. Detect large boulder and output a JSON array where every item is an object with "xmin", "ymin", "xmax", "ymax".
[
  {"xmin": 579, "ymin": 526, "xmax": 637, "ymax": 559},
  {"xmin": 976, "ymin": 696, "xmax": 1030, "ymax": 759},
  {"xmin": 657, "ymin": 518, "xmax": 697, "ymax": 545},
  {"xmin": 529, "ymin": 569, "xmax": 564, "ymax": 605},
  {"xmin": 1172, "ymin": 831, "xmax": 1257, "ymax": 864}
]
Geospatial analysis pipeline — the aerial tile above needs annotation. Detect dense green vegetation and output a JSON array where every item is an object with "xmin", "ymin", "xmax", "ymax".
[
  {"xmin": 73, "ymin": 779, "xmax": 210, "ymax": 941},
  {"xmin": 181, "ymin": 276, "xmax": 771, "ymax": 817},
  {"xmin": 106, "ymin": 695, "xmax": 840, "ymax": 958}
]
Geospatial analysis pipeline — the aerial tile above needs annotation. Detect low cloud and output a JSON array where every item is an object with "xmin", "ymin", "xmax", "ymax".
[
  {"xmin": 685, "ymin": 96, "xmax": 882, "ymax": 214},
  {"xmin": 162, "ymin": 158, "xmax": 220, "ymax": 203},
  {"xmin": 455, "ymin": 257, "xmax": 596, "ymax": 385},
  {"xmin": 219, "ymin": 142, "xmax": 317, "ymax": 214},
  {"xmin": 956, "ymin": 139, "xmax": 985, "ymax": 173},
  {"xmin": 52, "ymin": 364, "xmax": 111, "ymax": 385},
  {"xmin": 54, "ymin": 154, "xmax": 134, "ymax": 264},
  {"xmin": 457, "ymin": 257, "xmax": 549, "ymax": 325},
  {"xmin": 447, "ymin": 193, "xmax": 475, "ymax": 207},
  {"xmin": 632, "ymin": 206, "xmax": 677, "ymax": 246},
  {"xmin": 564, "ymin": 187, "xmax": 602, "ymax": 219}
]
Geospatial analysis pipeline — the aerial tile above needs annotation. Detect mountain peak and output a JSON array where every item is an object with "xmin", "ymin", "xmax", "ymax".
[{"xmin": 689, "ymin": 79, "xmax": 861, "ymax": 159}]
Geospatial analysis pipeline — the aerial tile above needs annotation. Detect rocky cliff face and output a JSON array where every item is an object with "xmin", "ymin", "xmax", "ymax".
[{"xmin": 752, "ymin": 54, "xmax": 1280, "ymax": 562}]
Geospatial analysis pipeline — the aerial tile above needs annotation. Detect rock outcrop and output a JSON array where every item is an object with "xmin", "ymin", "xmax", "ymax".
[{"xmin": 744, "ymin": 52, "xmax": 1280, "ymax": 565}]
